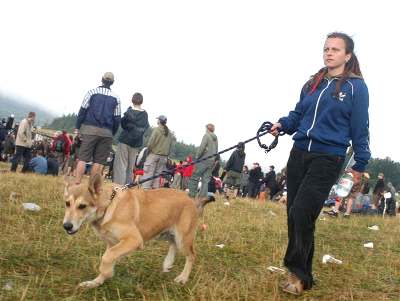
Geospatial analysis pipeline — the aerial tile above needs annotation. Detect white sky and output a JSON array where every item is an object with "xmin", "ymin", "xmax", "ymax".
[{"xmin": 1, "ymin": 0, "xmax": 399, "ymax": 171}]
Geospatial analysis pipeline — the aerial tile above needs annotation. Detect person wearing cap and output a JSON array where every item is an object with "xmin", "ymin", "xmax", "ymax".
[
  {"xmin": 10, "ymin": 111, "xmax": 36, "ymax": 172},
  {"xmin": 188, "ymin": 124, "xmax": 218, "ymax": 199},
  {"xmin": 141, "ymin": 115, "xmax": 173, "ymax": 189},
  {"xmin": 223, "ymin": 142, "xmax": 246, "ymax": 199},
  {"xmin": 74, "ymin": 72, "xmax": 121, "ymax": 184},
  {"xmin": 113, "ymin": 93, "xmax": 149, "ymax": 185}
]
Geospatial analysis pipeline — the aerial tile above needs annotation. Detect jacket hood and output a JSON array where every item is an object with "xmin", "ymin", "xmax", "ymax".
[
  {"xmin": 125, "ymin": 107, "xmax": 149, "ymax": 127},
  {"xmin": 326, "ymin": 72, "xmax": 363, "ymax": 80},
  {"xmin": 208, "ymin": 131, "xmax": 217, "ymax": 141}
]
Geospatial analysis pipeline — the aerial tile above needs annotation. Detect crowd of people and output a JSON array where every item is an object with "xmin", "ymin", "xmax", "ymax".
[{"xmin": 0, "ymin": 113, "xmax": 86, "ymax": 176}]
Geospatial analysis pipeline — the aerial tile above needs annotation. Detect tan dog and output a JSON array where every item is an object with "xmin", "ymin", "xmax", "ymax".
[{"xmin": 63, "ymin": 174, "xmax": 213, "ymax": 288}]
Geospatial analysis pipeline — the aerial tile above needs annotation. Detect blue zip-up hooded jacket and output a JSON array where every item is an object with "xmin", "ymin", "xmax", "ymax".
[{"xmin": 278, "ymin": 74, "xmax": 371, "ymax": 172}]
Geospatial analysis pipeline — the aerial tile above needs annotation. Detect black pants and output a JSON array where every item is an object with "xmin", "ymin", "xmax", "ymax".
[
  {"xmin": 284, "ymin": 148, "xmax": 343, "ymax": 289},
  {"xmin": 10, "ymin": 146, "xmax": 32, "ymax": 172},
  {"xmin": 247, "ymin": 182, "xmax": 260, "ymax": 198}
]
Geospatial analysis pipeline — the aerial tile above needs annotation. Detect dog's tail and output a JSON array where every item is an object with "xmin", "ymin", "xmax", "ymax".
[{"xmin": 195, "ymin": 193, "xmax": 216, "ymax": 216}]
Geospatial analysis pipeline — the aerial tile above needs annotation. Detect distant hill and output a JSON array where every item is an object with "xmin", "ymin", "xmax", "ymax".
[{"xmin": 0, "ymin": 93, "xmax": 55, "ymax": 126}]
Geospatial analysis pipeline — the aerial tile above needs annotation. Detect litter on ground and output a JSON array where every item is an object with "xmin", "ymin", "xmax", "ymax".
[
  {"xmin": 322, "ymin": 254, "xmax": 343, "ymax": 264},
  {"xmin": 22, "ymin": 202, "xmax": 41, "ymax": 212}
]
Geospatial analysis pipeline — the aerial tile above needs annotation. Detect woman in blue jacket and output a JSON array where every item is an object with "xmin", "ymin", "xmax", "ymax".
[{"xmin": 270, "ymin": 32, "xmax": 371, "ymax": 295}]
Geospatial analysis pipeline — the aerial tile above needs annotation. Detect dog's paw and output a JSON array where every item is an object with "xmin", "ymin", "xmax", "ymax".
[
  {"xmin": 174, "ymin": 274, "xmax": 188, "ymax": 284},
  {"xmin": 79, "ymin": 280, "xmax": 101, "ymax": 288},
  {"xmin": 163, "ymin": 266, "xmax": 172, "ymax": 273}
]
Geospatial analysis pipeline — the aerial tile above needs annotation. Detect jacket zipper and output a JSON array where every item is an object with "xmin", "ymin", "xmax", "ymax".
[{"xmin": 306, "ymin": 78, "xmax": 334, "ymax": 151}]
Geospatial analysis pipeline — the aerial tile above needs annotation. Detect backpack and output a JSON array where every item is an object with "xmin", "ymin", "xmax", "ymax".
[
  {"xmin": 135, "ymin": 147, "xmax": 149, "ymax": 169},
  {"xmin": 55, "ymin": 139, "xmax": 65, "ymax": 153}
]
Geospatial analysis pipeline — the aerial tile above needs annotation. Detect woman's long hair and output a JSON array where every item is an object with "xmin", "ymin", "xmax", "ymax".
[
  {"xmin": 307, "ymin": 32, "xmax": 363, "ymax": 97},
  {"xmin": 160, "ymin": 121, "xmax": 169, "ymax": 137}
]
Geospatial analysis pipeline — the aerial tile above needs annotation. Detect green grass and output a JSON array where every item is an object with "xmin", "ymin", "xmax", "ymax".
[{"xmin": 1, "ymin": 163, "xmax": 400, "ymax": 300}]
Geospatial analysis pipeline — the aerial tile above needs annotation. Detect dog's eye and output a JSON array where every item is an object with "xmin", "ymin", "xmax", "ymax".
[
  {"xmin": 78, "ymin": 204, "xmax": 87, "ymax": 210},
  {"xmin": 65, "ymin": 201, "xmax": 70, "ymax": 207}
]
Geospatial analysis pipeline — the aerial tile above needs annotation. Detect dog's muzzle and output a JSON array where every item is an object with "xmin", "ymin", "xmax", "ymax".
[{"xmin": 63, "ymin": 222, "xmax": 78, "ymax": 235}]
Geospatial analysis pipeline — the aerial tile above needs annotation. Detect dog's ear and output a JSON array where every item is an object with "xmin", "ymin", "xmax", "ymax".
[
  {"xmin": 88, "ymin": 173, "xmax": 103, "ymax": 198},
  {"xmin": 64, "ymin": 175, "xmax": 73, "ymax": 197}
]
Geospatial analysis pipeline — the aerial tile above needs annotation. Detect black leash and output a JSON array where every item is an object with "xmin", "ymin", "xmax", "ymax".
[{"xmin": 110, "ymin": 121, "xmax": 285, "ymax": 200}]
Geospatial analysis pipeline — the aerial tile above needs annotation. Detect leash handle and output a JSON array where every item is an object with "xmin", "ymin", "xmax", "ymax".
[{"xmin": 256, "ymin": 121, "xmax": 285, "ymax": 153}]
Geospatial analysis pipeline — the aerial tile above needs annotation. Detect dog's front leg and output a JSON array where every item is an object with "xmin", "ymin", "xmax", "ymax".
[{"xmin": 79, "ymin": 236, "xmax": 143, "ymax": 288}]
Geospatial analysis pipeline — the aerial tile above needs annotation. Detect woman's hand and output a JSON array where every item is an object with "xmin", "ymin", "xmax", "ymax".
[{"xmin": 270, "ymin": 122, "xmax": 282, "ymax": 136}]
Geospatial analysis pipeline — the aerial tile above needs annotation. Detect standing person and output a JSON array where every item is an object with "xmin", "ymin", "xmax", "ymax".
[
  {"xmin": 372, "ymin": 172, "xmax": 385, "ymax": 209},
  {"xmin": 67, "ymin": 134, "xmax": 82, "ymax": 177},
  {"xmin": 113, "ymin": 93, "xmax": 149, "ymax": 185},
  {"xmin": 74, "ymin": 72, "xmax": 121, "ymax": 184},
  {"xmin": 384, "ymin": 182, "xmax": 397, "ymax": 216},
  {"xmin": 247, "ymin": 163, "xmax": 263, "ymax": 198},
  {"xmin": 141, "ymin": 115, "xmax": 173, "ymax": 189},
  {"xmin": 10, "ymin": 112, "xmax": 36, "ymax": 172},
  {"xmin": 240, "ymin": 165, "xmax": 249, "ymax": 197},
  {"xmin": 188, "ymin": 124, "xmax": 218, "ymax": 199},
  {"xmin": 182, "ymin": 155, "xmax": 194, "ymax": 190},
  {"xmin": 223, "ymin": 142, "xmax": 246, "ymax": 200},
  {"xmin": 263, "ymin": 165, "xmax": 278, "ymax": 200},
  {"xmin": 270, "ymin": 32, "xmax": 370, "ymax": 295},
  {"xmin": 51, "ymin": 130, "xmax": 72, "ymax": 174}
]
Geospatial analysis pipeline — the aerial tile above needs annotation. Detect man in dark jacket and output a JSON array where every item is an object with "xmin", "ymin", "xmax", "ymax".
[
  {"xmin": 223, "ymin": 142, "xmax": 246, "ymax": 199},
  {"xmin": 373, "ymin": 172, "xmax": 385, "ymax": 209},
  {"xmin": 74, "ymin": 72, "xmax": 121, "ymax": 184},
  {"xmin": 263, "ymin": 165, "xmax": 278, "ymax": 200},
  {"xmin": 113, "ymin": 93, "xmax": 149, "ymax": 185},
  {"xmin": 247, "ymin": 163, "xmax": 263, "ymax": 198}
]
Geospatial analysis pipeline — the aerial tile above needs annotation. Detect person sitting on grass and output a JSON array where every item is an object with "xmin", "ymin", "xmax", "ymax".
[
  {"xmin": 28, "ymin": 150, "xmax": 48, "ymax": 175},
  {"xmin": 324, "ymin": 172, "xmax": 370, "ymax": 217},
  {"xmin": 46, "ymin": 153, "xmax": 59, "ymax": 176}
]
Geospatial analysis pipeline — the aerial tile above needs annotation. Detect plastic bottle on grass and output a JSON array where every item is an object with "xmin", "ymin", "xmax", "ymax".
[{"xmin": 336, "ymin": 172, "xmax": 354, "ymax": 197}]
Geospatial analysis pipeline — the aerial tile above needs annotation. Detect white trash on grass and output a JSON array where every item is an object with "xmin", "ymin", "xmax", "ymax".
[
  {"xmin": 223, "ymin": 202, "xmax": 230, "ymax": 206},
  {"xmin": 22, "ymin": 203, "xmax": 41, "ymax": 212},
  {"xmin": 368, "ymin": 225, "xmax": 379, "ymax": 231},
  {"xmin": 3, "ymin": 282, "xmax": 13, "ymax": 291},
  {"xmin": 267, "ymin": 266, "xmax": 286, "ymax": 274},
  {"xmin": 215, "ymin": 244, "xmax": 225, "ymax": 249},
  {"xmin": 322, "ymin": 254, "xmax": 343, "ymax": 264},
  {"xmin": 363, "ymin": 242, "xmax": 374, "ymax": 249}
]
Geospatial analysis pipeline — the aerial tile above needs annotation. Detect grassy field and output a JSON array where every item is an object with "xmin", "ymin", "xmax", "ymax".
[{"xmin": 1, "ymin": 164, "xmax": 400, "ymax": 301}]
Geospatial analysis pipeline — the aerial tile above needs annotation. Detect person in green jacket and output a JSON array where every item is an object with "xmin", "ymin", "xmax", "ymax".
[
  {"xmin": 141, "ymin": 115, "xmax": 173, "ymax": 189},
  {"xmin": 188, "ymin": 123, "xmax": 218, "ymax": 198}
]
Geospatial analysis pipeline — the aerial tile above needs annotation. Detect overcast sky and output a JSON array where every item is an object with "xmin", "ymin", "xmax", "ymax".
[{"xmin": 1, "ymin": 0, "xmax": 399, "ymax": 171}]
